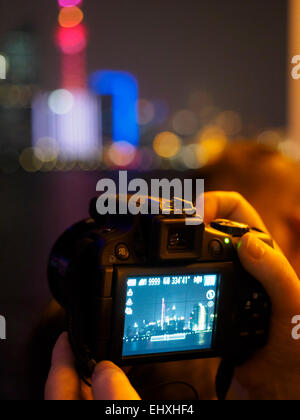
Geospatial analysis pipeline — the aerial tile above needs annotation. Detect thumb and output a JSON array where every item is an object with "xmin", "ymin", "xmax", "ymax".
[
  {"xmin": 92, "ymin": 361, "xmax": 141, "ymax": 400},
  {"xmin": 238, "ymin": 233, "xmax": 300, "ymax": 317}
]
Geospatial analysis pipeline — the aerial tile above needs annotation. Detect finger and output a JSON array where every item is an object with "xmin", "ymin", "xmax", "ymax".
[
  {"xmin": 92, "ymin": 361, "xmax": 141, "ymax": 401},
  {"xmin": 45, "ymin": 332, "xmax": 82, "ymax": 400},
  {"xmin": 238, "ymin": 233, "xmax": 300, "ymax": 316},
  {"xmin": 203, "ymin": 191, "xmax": 268, "ymax": 232}
]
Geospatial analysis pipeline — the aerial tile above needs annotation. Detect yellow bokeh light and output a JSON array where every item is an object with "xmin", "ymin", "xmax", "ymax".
[
  {"xmin": 197, "ymin": 126, "xmax": 228, "ymax": 163},
  {"xmin": 181, "ymin": 144, "xmax": 208, "ymax": 169},
  {"xmin": 35, "ymin": 137, "xmax": 59, "ymax": 163},
  {"xmin": 153, "ymin": 131, "xmax": 181, "ymax": 159},
  {"xmin": 58, "ymin": 6, "xmax": 84, "ymax": 28},
  {"xmin": 19, "ymin": 148, "xmax": 43, "ymax": 172}
]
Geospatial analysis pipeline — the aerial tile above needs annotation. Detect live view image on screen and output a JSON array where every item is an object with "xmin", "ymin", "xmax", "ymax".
[{"xmin": 122, "ymin": 273, "xmax": 219, "ymax": 357}]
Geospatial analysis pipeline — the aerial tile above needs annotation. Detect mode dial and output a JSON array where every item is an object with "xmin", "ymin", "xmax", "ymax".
[{"xmin": 210, "ymin": 219, "xmax": 250, "ymax": 237}]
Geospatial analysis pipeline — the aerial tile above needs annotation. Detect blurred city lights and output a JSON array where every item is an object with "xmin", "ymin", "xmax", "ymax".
[
  {"xmin": 48, "ymin": 89, "xmax": 74, "ymax": 115},
  {"xmin": 153, "ymin": 100, "xmax": 169, "ymax": 125},
  {"xmin": 197, "ymin": 125, "xmax": 228, "ymax": 163},
  {"xmin": 56, "ymin": 25, "xmax": 87, "ymax": 55},
  {"xmin": 137, "ymin": 99, "xmax": 155, "ymax": 126},
  {"xmin": 90, "ymin": 70, "xmax": 139, "ymax": 146},
  {"xmin": 34, "ymin": 137, "xmax": 59, "ymax": 163},
  {"xmin": 216, "ymin": 111, "xmax": 242, "ymax": 137},
  {"xmin": 138, "ymin": 147, "xmax": 157, "ymax": 171},
  {"xmin": 108, "ymin": 141, "xmax": 137, "ymax": 167},
  {"xmin": 1, "ymin": 31, "xmax": 37, "ymax": 84},
  {"xmin": 19, "ymin": 148, "xmax": 43, "ymax": 172},
  {"xmin": 33, "ymin": 89, "xmax": 100, "ymax": 160},
  {"xmin": 172, "ymin": 109, "xmax": 198, "ymax": 136},
  {"xmin": 257, "ymin": 129, "xmax": 283, "ymax": 147},
  {"xmin": 0, "ymin": 54, "xmax": 7, "ymax": 79},
  {"xmin": 153, "ymin": 131, "xmax": 181, "ymax": 159},
  {"xmin": 58, "ymin": 6, "xmax": 84, "ymax": 28},
  {"xmin": 278, "ymin": 140, "xmax": 300, "ymax": 161},
  {"xmin": 58, "ymin": 0, "xmax": 82, "ymax": 7},
  {"xmin": 181, "ymin": 144, "xmax": 207, "ymax": 169}
]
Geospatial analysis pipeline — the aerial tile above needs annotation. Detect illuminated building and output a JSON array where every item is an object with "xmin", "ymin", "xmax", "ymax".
[
  {"xmin": 32, "ymin": 0, "xmax": 101, "ymax": 163},
  {"xmin": 161, "ymin": 298, "xmax": 166, "ymax": 330},
  {"xmin": 190, "ymin": 303, "xmax": 207, "ymax": 332},
  {"xmin": 0, "ymin": 26, "xmax": 38, "ymax": 173}
]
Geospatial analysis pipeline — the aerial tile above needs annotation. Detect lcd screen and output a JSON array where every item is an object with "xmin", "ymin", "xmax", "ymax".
[{"xmin": 122, "ymin": 273, "xmax": 219, "ymax": 357}]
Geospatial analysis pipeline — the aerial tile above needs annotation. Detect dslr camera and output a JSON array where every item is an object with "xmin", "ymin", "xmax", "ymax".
[{"xmin": 48, "ymin": 195, "xmax": 272, "ymax": 380}]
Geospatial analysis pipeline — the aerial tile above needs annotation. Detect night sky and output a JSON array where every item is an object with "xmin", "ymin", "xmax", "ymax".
[{"xmin": 0, "ymin": 0, "xmax": 287, "ymax": 129}]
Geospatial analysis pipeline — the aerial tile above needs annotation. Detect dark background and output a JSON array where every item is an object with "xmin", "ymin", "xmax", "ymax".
[{"xmin": 0, "ymin": 0, "xmax": 287, "ymax": 399}]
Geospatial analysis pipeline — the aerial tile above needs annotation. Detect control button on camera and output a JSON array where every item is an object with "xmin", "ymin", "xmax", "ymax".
[
  {"xmin": 208, "ymin": 240, "xmax": 223, "ymax": 257},
  {"xmin": 115, "ymin": 243, "xmax": 130, "ymax": 261}
]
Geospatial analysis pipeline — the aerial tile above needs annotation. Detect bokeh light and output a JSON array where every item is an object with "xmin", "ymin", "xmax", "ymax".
[
  {"xmin": 257, "ymin": 129, "xmax": 283, "ymax": 147},
  {"xmin": 278, "ymin": 140, "xmax": 300, "ymax": 161},
  {"xmin": 172, "ymin": 109, "xmax": 198, "ymax": 136},
  {"xmin": 216, "ymin": 110, "xmax": 242, "ymax": 137},
  {"xmin": 197, "ymin": 125, "xmax": 228, "ymax": 163},
  {"xmin": 48, "ymin": 89, "xmax": 74, "ymax": 115},
  {"xmin": 181, "ymin": 144, "xmax": 208, "ymax": 169},
  {"xmin": 153, "ymin": 100, "xmax": 169, "ymax": 125},
  {"xmin": 58, "ymin": 6, "xmax": 84, "ymax": 28},
  {"xmin": 58, "ymin": 0, "xmax": 82, "ymax": 7},
  {"xmin": 153, "ymin": 131, "xmax": 181, "ymax": 159},
  {"xmin": 56, "ymin": 25, "xmax": 87, "ymax": 55},
  {"xmin": 19, "ymin": 148, "xmax": 43, "ymax": 172},
  {"xmin": 55, "ymin": 156, "xmax": 77, "ymax": 171},
  {"xmin": 40, "ymin": 160, "xmax": 57, "ymax": 172},
  {"xmin": 34, "ymin": 137, "xmax": 59, "ymax": 163},
  {"xmin": 137, "ymin": 99, "xmax": 155, "ymax": 126},
  {"xmin": 108, "ymin": 141, "xmax": 137, "ymax": 167}
]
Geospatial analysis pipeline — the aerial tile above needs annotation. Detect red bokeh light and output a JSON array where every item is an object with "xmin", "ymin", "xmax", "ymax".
[{"xmin": 56, "ymin": 24, "xmax": 87, "ymax": 55}]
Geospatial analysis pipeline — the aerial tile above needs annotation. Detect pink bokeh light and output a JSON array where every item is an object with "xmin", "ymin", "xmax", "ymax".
[
  {"xmin": 56, "ymin": 25, "xmax": 87, "ymax": 55},
  {"xmin": 58, "ymin": 0, "xmax": 82, "ymax": 7}
]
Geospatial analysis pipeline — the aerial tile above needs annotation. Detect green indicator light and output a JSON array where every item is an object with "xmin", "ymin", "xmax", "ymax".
[{"xmin": 224, "ymin": 238, "xmax": 231, "ymax": 245}]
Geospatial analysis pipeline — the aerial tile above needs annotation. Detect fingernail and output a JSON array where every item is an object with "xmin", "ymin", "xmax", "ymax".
[{"xmin": 242, "ymin": 234, "xmax": 265, "ymax": 260}]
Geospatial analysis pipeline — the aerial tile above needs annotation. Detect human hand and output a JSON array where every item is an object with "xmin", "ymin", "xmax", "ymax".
[
  {"xmin": 45, "ymin": 332, "xmax": 141, "ymax": 400},
  {"xmin": 204, "ymin": 191, "xmax": 300, "ymax": 400}
]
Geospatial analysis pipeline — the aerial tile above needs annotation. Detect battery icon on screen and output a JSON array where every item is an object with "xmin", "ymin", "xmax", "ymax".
[
  {"xmin": 127, "ymin": 279, "xmax": 137, "ymax": 287},
  {"xmin": 204, "ymin": 275, "xmax": 217, "ymax": 287}
]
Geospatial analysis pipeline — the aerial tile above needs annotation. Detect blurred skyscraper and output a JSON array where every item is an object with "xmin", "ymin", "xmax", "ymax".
[{"xmin": 0, "ymin": 26, "xmax": 38, "ymax": 173}]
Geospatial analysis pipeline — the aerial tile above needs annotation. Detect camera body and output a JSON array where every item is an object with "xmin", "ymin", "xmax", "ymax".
[{"xmin": 48, "ymin": 197, "xmax": 272, "ymax": 377}]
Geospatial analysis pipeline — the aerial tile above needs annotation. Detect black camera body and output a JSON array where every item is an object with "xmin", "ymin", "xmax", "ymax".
[{"xmin": 48, "ymin": 197, "xmax": 272, "ymax": 378}]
